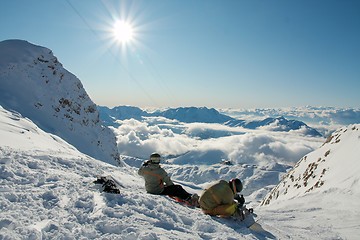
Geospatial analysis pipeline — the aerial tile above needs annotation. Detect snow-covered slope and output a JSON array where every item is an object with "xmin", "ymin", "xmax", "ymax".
[
  {"xmin": 0, "ymin": 105, "xmax": 268, "ymax": 239},
  {"xmin": 261, "ymin": 124, "xmax": 360, "ymax": 205},
  {"xmin": 0, "ymin": 106, "xmax": 138, "ymax": 239},
  {"xmin": 0, "ymin": 40, "xmax": 119, "ymax": 165},
  {"xmin": 258, "ymin": 124, "xmax": 360, "ymax": 238}
]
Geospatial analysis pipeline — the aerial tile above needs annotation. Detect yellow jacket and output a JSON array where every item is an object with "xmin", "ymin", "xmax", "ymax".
[{"xmin": 199, "ymin": 180, "xmax": 237, "ymax": 217}]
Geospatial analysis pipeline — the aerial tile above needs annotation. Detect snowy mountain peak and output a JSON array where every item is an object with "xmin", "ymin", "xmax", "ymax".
[
  {"xmin": 158, "ymin": 106, "xmax": 234, "ymax": 123},
  {"xmin": 0, "ymin": 40, "xmax": 119, "ymax": 165},
  {"xmin": 0, "ymin": 39, "xmax": 56, "ymax": 67},
  {"xmin": 261, "ymin": 124, "xmax": 360, "ymax": 205}
]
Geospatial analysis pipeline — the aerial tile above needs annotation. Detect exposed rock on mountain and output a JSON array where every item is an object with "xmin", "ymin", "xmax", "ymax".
[
  {"xmin": 261, "ymin": 124, "xmax": 360, "ymax": 205},
  {"xmin": 0, "ymin": 40, "xmax": 119, "ymax": 165}
]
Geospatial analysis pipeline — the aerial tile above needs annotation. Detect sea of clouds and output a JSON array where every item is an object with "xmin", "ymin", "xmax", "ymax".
[{"xmin": 112, "ymin": 115, "xmax": 324, "ymax": 168}]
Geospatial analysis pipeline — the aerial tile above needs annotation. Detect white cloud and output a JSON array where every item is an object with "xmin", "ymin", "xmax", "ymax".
[
  {"xmin": 113, "ymin": 117, "xmax": 323, "ymax": 168},
  {"xmin": 114, "ymin": 119, "xmax": 196, "ymax": 159},
  {"xmin": 184, "ymin": 122, "xmax": 244, "ymax": 139}
]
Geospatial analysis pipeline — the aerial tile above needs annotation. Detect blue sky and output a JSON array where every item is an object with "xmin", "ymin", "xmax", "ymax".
[{"xmin": 1, "ymin": 0, "xmax": 359, "ymax": 109}]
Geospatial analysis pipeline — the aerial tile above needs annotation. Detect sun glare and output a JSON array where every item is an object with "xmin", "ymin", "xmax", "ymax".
[{"xmin": 113, "ymin": 20, "xmax": 134, "ymax": 44}]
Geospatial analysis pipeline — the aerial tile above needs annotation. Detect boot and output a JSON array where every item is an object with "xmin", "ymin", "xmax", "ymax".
[
  {"xmin": 232, "ymin": 205, "xmax": 245, "ymax": 220},
  {"xmin": 190, "ymin": 193, "xmax": 200, "ymax": 207}
]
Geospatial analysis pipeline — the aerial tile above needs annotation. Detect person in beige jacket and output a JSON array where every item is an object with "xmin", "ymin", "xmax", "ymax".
[
  {"xmin": 199, "ymin": 178, "xmax": 245, "ymax": 217},
  {"xmin": 138, "ymin": 153, "xmax": 199, "ymax": 205}
]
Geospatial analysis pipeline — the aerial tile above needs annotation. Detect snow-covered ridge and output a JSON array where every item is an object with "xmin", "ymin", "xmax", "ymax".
[
  {"xmin": 157, "ymin": 107, "xmax": 233, "ymax": 123},
  {"xmin": 221, "ymin": 106, "xmax": 360, "ymax": 136},
  {"xmin": 261, "ymin": 124, "xmax": 360, "ymax": 205},
  {"xmin": 221, "ymin": 106, "xmax": 360, "ymax": 126},
  {"xmin": 0, "ymin": 40, "xmax": 119, "ymax": 165}
]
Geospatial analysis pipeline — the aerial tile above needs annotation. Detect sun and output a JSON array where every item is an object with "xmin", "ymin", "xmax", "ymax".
[{"xmin": 113, "ymin": 20, "xmax": 134, "ymax": 44}]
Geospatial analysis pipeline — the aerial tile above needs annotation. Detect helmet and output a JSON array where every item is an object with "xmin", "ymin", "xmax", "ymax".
[
  {"xmin": 229, "ymin": 178, "xmax": 243, "ymax": 193},
  {"xmin": 150, "ymin": 152, "xmax": 161, "ymax": 164}
]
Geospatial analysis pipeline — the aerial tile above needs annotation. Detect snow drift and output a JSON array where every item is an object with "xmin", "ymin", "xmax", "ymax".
[{"xmin": 0, "ymin": 40, "xmax": 119, "ymax": 165}]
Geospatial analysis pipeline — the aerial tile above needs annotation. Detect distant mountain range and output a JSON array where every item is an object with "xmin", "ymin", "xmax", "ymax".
[
  {"xmin": 221, "ymin": 107, "xmax": 360, "ymax": 126},
  {"xmin": 98, "ymin": 106, "xmax": 322, "ymax": 137}
]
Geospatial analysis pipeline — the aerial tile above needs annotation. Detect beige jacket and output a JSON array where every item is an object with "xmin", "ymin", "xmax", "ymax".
[{"xmin": 138, "ymin": 162, "xmax": 173, "ymax": 194}]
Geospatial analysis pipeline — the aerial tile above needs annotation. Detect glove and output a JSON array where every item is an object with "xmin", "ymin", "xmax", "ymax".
[
  {"xmin": 143, "ymin": 160, "xmax": 150, "ymax": 167},
  {"xmin": 235, "ymin": 194, "xmax": 245, "ymax": 207}
]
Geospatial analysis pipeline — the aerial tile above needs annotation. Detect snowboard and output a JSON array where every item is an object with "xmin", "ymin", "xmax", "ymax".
[
  {"xmin": 168, "ymin": 195, "xmax": 200, "ymax": 208},
  {"xmin": 93, "ymin": 175, "xmax": 121, "ymax": 194}
]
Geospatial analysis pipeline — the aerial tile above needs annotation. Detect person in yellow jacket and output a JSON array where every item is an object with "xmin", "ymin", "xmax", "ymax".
[
  {"xmin": 199, "ymin": 178, "xmax": 245, "ymax": 217},
  {"xmin": 138, "ymin": 153, "xmax": 199, "ymax": 205}
]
